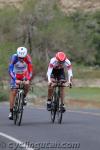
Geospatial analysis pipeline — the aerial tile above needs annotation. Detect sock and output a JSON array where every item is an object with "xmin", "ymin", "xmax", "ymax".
[
  {"xmin": 48, "ymin": 99, "xmax": 51, "ymax": 101},
  {"xmin": 23, "ymin": 93, "xmax": 26, "ymax": 98}
]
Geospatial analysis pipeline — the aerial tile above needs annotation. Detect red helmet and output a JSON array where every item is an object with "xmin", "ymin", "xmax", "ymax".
[{"xmin": 56, "ymin": 52, "xmax": 66, "ymax": 62}]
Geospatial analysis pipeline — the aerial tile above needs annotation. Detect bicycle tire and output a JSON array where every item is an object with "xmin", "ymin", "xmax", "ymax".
[
  {"xmin": 51, "ymin": 105, "xmax": 56, "ymax": 123},
  {"xmin": 13, "ymin": 93, "xmax": 19, "ymax": 125},
  {"xmin": 17, "ymin": 91, "xmax": 24, "ymax": 126},
  {"xmin": 57, "ymin": 96, "xmax": 63, "ymax": 124},
  {"xmin": 51, "ymin": 91, "xmax": 57, "ymax": 123},
  {"xmin": 13, "ymin": 91, "xmax": 24, "ymax": 126}
]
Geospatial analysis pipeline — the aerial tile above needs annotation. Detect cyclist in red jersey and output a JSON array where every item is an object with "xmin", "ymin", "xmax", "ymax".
[
  {"xmin": 8, "ymin": 47, "xmax": 34, "ymax": 120},
  {"xmin": 47, "ymin": 51, "xmax": 73, "ymax": 112}
]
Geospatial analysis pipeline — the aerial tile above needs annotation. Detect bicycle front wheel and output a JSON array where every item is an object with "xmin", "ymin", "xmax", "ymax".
[
  {"xmin": 17, "ymin": 91, "xmax": 24, "ymax": 126},
  {"xmin": 51, "ymin": 104, "xmax": 56, "ymax": 123},
  {"xmin": 57, "ymin": 97, "xmax": 63, "ymax": 124},
  {"xmin": 14, "ymin": 91, "xmax": 24, "ymax": 126},
  {"xmin": 51, "ymin": 92, "xmax": 57, "ymax": 123},
  {"xmin": 13, "ymin": 95, "xmax": 18, "ymax": 125}
]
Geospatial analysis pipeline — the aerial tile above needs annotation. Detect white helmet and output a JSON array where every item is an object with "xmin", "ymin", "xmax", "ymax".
[{"xmin": 17, "ymin": 47, "xmax": 27, "ymax": 58}]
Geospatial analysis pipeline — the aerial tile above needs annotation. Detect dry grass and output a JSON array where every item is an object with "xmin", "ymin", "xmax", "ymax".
[
  {"xmin": 0, "ymin": 0, "xmax": 100, "ymax": 12},
  {"xmin": 60, "ymin": 0, "xmax": 100, "ymax": 14},
  {"xmin": 67, "ymin": 99, "xmax": 100, "ymax": 109},
  {"xmin": 0, "ymin": 0, "xmax": 24, "ymax": 8}
]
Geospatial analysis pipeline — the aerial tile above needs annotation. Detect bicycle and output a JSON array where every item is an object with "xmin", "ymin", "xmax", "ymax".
[
  {"xmin": 13, "ymin": 81, "xmax": 26, "ymax": 126},
  {"xmin": 50, "ymin": 80, "xmax": 72, "ymax": 124}
]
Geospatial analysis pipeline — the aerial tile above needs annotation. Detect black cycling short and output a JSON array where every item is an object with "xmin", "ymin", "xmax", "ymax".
[{"xmin": 50, "ymin": 68, "xmax": 65, "ymax": 80}]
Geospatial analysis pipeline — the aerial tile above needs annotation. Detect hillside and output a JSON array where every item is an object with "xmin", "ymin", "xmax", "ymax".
[
  {"xmin": 0, "ymin": 0, "xmax": 100, "ymax": 13},
  {"xmin": 0, "ymin": 0, "xmax": 23, "ymax": 8},
  {"xmin": 60, "ymin": 0, "xmax": 100, "ymax": 13},
  {"xmin": 0, "ymin": 0, "xmax": 100, "ymax": 78}
]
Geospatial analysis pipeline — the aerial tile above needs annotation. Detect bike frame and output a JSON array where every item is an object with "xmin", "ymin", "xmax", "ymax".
[{"xmin": 51, "ymin": 81, "xmax": 66, "ymax": 124}]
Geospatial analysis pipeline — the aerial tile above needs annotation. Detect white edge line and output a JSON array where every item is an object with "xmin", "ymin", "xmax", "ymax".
[
  {"xmin": 0, "ymin": 132, "xmax": 34, "ymax": 150},
  {"xmin": 67, "ymin": 110, "xmax": 100, "ymax": 116}
]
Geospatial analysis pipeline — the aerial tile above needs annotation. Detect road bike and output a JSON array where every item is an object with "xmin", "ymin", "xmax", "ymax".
[
  {"xmin": 50, "ymin": 80, "xmax": 72, "ymax": 124},
  {"xmin": 13, "ymin": 81, "xmax": 26, "ymax": 126}
]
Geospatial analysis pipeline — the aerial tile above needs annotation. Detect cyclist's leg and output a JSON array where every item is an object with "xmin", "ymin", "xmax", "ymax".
[
  {"xmin": 9, "ymin": 79, "xmax": 17, "ymax": 120},
  {"xmin": 60, "ymin": 87, "xmax": 66, "ymax": 112},
  {"xmin": 23, "ymin": 83, "xmax": 30, "ymax": 105},
  {"xmin": 47, "ymin": 83, "xmax": 54, "ymax": 110},
  {"xmin": 47, "ymin": 69, "xmax": 56, "ymax": 111},
  {"xmin": 24, "ymin": 84, "xmax": 30, "ymax": 96}
]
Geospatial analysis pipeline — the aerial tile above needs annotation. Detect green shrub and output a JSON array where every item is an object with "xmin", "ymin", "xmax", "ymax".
[{"xmin": 0, "ymin": 90, "xmax": 9, "ymax": 102}]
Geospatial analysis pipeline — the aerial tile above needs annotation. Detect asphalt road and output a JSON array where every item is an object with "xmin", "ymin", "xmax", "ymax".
[{"xmin": 0, "ymin": 103, "xmax": 100, "ymax": 150}]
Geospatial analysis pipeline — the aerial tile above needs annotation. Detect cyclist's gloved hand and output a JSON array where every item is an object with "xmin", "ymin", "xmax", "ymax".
[
  {"xmin": 48, "ymin": 80, "xmax": 52, "ymax": 86},
  {"xmin": 23, "ymin": 78, "xmax": 30, "ymax": 85},
  {"xmin": 16, "ymin": 80, "xmax": 21, "ymax": 84},
  {"xmin": 68, "ymin": 76, "xmax": 73, "ymax": 88},
  {"xmin": 25, "ymin": 80, "xmax": 30, "ymax": 85},
  {"xmin": 69, "ymin": 82, "xmax": 72, "ymax": 88}
]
